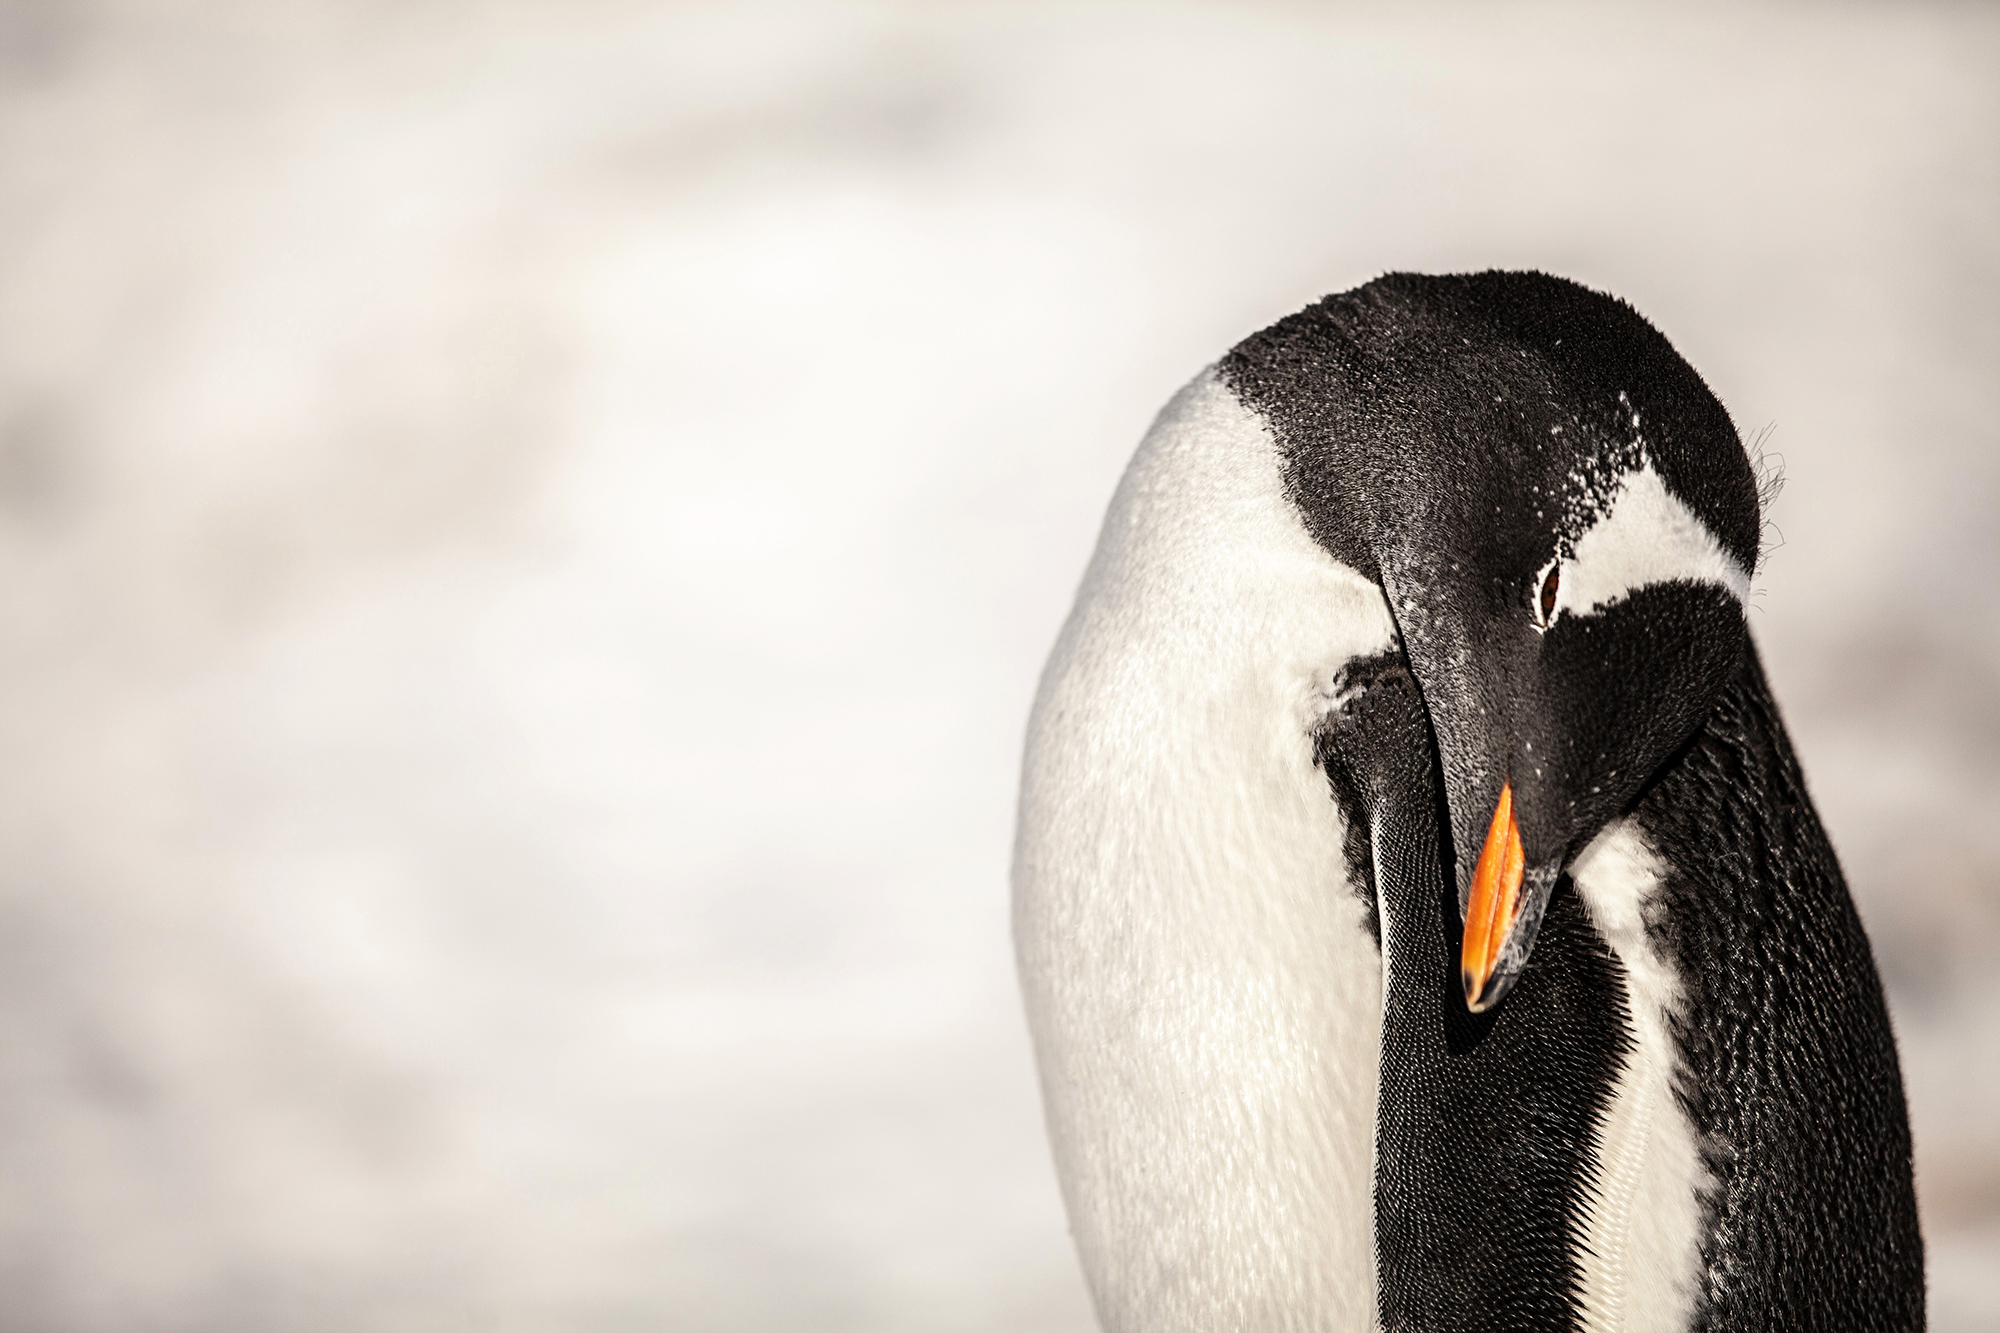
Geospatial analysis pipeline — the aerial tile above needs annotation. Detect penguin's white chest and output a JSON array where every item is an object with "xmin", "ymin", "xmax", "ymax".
[{"xmin": 1013, "ymin": 371, "xmax": 1396, "ymax": 1332}]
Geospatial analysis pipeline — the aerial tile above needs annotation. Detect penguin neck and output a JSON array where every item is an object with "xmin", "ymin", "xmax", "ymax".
[
  {"xmin": 1337, "ymin": 640, "xmax": 1926, "ymax": 1333},
  {"xmin": 1620, "ymin": 643, "xmax": 1924, "ymax": 1328}
]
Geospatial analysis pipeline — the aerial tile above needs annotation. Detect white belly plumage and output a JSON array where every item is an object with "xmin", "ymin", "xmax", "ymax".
[
  {"xmin": 1012, "ymin": 370, "xmax": 1395, "ymax": 1331},
  {"xmin": 1569, "ymin": 820, "xmax": 1709, "ymax": 1333}
]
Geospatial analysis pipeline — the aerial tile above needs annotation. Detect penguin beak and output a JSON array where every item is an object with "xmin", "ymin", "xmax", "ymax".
[
  {"xmin": 1460, "ymin": 783, "xmax": 1523, "ymax": 1012},
  {"xmin": 1459, "ymin": 782, "xmax": 1559, "ymax": 1014}
]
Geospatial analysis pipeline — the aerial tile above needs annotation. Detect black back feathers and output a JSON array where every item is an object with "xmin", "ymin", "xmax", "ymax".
[{"xmin": 1636, "ymin": 646, "xmax": 1924, "ymax": 1330}]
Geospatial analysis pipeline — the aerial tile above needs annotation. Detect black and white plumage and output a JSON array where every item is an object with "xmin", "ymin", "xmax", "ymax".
[{"xmin": 1013, "ymin": 272, "xmax": 1922, "ymax": 1332}]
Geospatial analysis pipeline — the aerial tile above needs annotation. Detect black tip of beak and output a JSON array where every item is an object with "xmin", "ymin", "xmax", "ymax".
[{"xmin": 1463, "ymin": 963, "xmax": 1524, "ymax": 1015}]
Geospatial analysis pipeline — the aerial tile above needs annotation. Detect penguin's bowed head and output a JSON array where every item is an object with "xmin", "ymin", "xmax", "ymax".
[{"xmin": 1223, "ymin": 271, "xmax": 1764, "ymax": 1009}]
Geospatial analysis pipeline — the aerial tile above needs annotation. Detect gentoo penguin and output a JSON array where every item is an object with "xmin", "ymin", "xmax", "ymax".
[{"xmin": 1012, "ymin": 272, "xmax": 1923, "ymax": 1332}]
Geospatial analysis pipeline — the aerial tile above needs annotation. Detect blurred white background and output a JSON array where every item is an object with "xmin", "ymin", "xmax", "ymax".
[{"xmin": 0, "ymin": 2, "xmax": 1994, "ymax": 1329}]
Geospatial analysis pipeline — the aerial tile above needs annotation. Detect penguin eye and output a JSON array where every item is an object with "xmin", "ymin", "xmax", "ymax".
[{"xmin": 1537, "ymin": 563, "xmax": 1561, "ymax": 626}]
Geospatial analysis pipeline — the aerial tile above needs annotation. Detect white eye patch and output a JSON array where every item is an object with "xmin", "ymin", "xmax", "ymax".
[{"xmin": 1541, "ymin": 463, "xmax": 1751, "ymax": 623}]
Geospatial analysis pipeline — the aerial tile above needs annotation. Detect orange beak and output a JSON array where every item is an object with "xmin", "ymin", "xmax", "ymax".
[{"xmin": 1461, "ymin": 781, "xmax": 1527, "ymax": 1013}]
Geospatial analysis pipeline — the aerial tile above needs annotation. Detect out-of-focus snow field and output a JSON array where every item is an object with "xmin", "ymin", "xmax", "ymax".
[{"xmin": 0, "ymin": 1, "xmax": 1994, "ymax": 1328}]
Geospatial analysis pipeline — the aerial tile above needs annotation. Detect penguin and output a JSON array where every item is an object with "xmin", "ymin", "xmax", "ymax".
[{"xmin": 1012, "ymin": 272, "xmax": 1924, "ymax": 1332}]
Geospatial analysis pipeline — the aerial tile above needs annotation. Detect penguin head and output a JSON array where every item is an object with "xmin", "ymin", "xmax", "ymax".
[{"xmin": 1226, "ymin": 271, "xmax": 1763, "ymax": 1011}]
